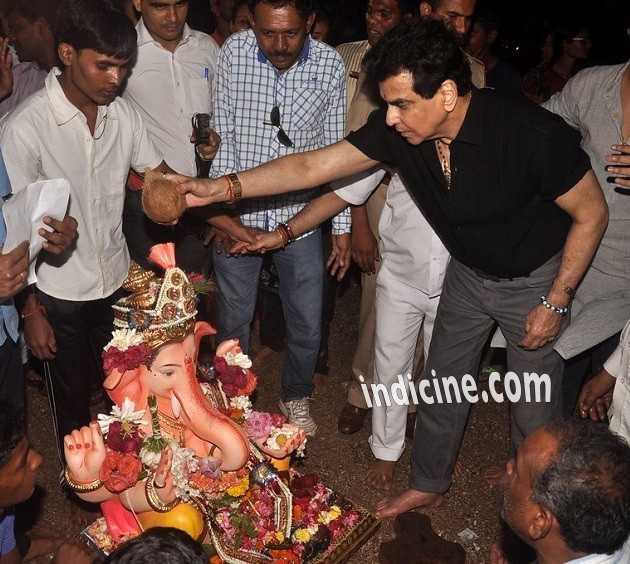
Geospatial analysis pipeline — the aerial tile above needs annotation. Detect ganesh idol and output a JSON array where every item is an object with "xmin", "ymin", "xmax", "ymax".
[{"xmin": 62, "ymin": 243, "xmax": 306, "ymax": 554}]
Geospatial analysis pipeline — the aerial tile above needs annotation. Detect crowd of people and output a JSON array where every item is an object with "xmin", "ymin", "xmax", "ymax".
[{"xmin": 0, "ymin": 0, "xmax": 629, "ymax": 562}]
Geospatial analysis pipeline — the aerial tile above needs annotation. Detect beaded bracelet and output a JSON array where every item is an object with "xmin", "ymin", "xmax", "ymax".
[
  {"xmin": 540, "ymin": 295, "xmax": 568, "ymax": 316},
  {"xmin": 64, "ymin": 466, "xmax": 103, "ymax": 493},
  {"xmin": 279, "ymin": 222, "xmax": 295, "ymax": 241},
  {"xmin": 275, "ymin": 226, "xmax": 289, "ymax": 248},
  {"xmin": 276, "ymin": 223, "xmax": 291, "ymax": 247}
]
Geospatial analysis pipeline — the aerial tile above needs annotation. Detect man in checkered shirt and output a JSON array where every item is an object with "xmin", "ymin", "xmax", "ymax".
[{"xmin": 209, "ymin": 0, "xmax": 349, "ymax": 436}]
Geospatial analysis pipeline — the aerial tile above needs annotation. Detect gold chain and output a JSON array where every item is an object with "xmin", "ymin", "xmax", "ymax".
[
  {"xmin": 435, "ymin": 139, "xmax": 451, "ymax": 188},
  {"xmin": 157, "ymin": 410, "xmax": 187, "ymax": 446}
]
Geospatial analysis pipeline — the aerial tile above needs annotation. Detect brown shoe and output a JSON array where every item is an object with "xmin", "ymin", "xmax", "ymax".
[
  {"xmin": 337, "ymin": 402, "xmax": 369, "ymax": 434},
  {"xmin": 405, "ymin": 412, "xmax": 417, "ymax": 440}
]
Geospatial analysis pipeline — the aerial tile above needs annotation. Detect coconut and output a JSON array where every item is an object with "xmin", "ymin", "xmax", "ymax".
[{"xmin": 141, "ymin": 167, "xmax": 187, "ymax": 224}]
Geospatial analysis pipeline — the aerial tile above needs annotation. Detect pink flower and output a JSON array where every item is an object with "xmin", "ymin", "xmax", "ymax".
[
  {"xmin": 199, "ymin": 457, "xmax": 222, "ymax": 479},
  {"xmin": 244, "ymin": 411, "xmax": 273, "ymax": 440},
  {"xmin": 269, "ymin": 413, "xmax": 287, "ymax": 428}
]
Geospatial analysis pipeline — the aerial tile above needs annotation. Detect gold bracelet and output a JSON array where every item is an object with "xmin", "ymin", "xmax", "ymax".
[
  {"xmin": 145, "ymin": 475, "xmax": 180, "ymax": 513},
  {"xmin": 225, "ymin": 173, "xmax": 242, "ymax": 204},
  {"xmin": 64, "ymin": 466, "xmax": 103, "ymax": 493}
]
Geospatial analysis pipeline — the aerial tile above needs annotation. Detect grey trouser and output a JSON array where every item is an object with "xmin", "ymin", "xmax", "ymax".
[{"xmin": 409, "ymin": 254, "xmax": 568, "ymax": 494}]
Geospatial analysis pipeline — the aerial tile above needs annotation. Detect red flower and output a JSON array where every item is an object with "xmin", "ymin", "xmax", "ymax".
[
  {"xmin": 106, "ymin": 421, "xmax": 144, "ymax": 453},
  {"xmin": 102, "ymin": 343, "xmax": 151, "ymax": 375},
  {"xmin": 99, "ymin": 450, "xmax": 142, "ymax": 493}
]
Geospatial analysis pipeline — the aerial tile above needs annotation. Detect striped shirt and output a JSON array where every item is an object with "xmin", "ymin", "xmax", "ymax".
[
  {"xmin": 336, "ymin": 40, "xmax": 371, "ymax": 110},
  {"xmin": 210, "ymin": 29, "xmax": 350, "ymax": 235}
]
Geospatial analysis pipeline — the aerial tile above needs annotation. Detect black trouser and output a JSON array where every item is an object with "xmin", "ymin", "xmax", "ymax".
[
  {"xmin": 38, "ymin": 290, "xmax": 121, "ymax": 457},
  {"xmin": 561, "ymin": 332, "xmax": 621, "ymax": 418},
  {"xmin": 0, "ymin": 336, "xmax": 25, "ymax": 408}
]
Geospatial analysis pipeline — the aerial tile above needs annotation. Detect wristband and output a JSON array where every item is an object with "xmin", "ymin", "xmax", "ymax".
[
  {"xmin": 145, "ymin": 474, "xmax": 180, "ymax": 512},
  {"xmin": 21, "ymin": 304, "xmax": 47, "ymax": 319},
  {"xmin": 64, "ymin": 466, "xmax": 103, "ymax": 493},
  {"xmin": 540, "ymin": 295, "xmax": 568, "ymax": 316},
  {"xmin": 276, "ymin": 226, "xmax": 289, "ymax": 248},
  {"xmin": 224, "ymin": 173, "xmax": 242, "ymax": 205},
  {"xmin": 279, "ymin": 222, "xmax": 295, "ymax": 242}
]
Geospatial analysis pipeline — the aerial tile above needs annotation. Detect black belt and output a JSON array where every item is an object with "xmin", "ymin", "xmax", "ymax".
[{"xmin": 471, "ymin": 268, "xmax": 530, "ymax": 282}]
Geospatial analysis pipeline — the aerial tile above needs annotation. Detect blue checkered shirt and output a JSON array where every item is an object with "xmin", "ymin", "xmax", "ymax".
[{"xmin": 210, "ymin": 30, "xmax": 350, "ymax": 236}]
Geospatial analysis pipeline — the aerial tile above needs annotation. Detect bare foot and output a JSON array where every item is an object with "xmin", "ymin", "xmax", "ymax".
[
  {"xmin": 485, "ymin": 461, "xmax": 508, "ymax": 486},
  {"xmin": 23, "ymin": 529, "xmax": 68, "ymax": 562},
  {"xmin": 366, "ymin": 460, "xmax": 397, "ymax": 491},
  {"xmin": 452, "ymin": 459, "xmax": 464, "ymax": 480},
  {"xmin": 376, "ymin": 489, "xmax": 444, "ymax": 519}
]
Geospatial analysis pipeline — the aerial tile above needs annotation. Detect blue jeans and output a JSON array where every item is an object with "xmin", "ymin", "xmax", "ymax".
[{"xmin": 213, "ymin": 230, "xmax": 323, "ymax": 401}]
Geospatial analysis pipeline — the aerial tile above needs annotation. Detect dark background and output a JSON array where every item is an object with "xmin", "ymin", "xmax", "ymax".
[{"xmin": 187, "ymin": 0, "xmax": 630, "ymax": 73}]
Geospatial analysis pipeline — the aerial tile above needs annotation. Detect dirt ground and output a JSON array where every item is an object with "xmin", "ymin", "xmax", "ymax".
[{"xmin": 18, "ymin": 276, "xmax": 530, "ymax": 563}]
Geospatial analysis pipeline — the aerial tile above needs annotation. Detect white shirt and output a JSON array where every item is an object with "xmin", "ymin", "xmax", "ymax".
[
  {"xmin": 567, "ymin": 538, "xmax": 630, "ymax": 563},
  {"xmin": 333, "ymin": 169, "xmax": 450, "ymax": 297},
  {"xmin": 603, "ymin": 319, "xmax": 630, "ymax": 442},
  {"xmin": 123, "ymin": 20, "xmax": 219, "ymax": 176},
  {"xmin": 0, "ymin": 68, "xmax": 162, "ymax": 301}
]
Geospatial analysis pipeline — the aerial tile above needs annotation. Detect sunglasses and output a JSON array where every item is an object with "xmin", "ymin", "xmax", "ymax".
[{"xmin": 263, "ymin": 106, "xmax": 294, "ymax": 148}]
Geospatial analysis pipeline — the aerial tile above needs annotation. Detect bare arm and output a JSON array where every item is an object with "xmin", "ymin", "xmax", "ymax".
[
  {"xmin": 246, "ymin": 190, "xmax": 350, "ymax": 253},
  {"xmin": 168, "ymin": 140, "xmax": 378, "ymax": 207},
  {"xmin": 520, "ymin": 169, "xmax": 609, "ymax": 350}
]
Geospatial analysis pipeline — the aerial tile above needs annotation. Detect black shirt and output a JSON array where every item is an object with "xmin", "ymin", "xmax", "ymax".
[{"xmin": 346, "ymin": 87, "xmax": 591, "ymax": 278}]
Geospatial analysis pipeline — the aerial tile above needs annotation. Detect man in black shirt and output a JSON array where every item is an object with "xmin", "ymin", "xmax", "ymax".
[{"xmin": 168, "ymin": 19, "xmax": 608, "ymax": 518}]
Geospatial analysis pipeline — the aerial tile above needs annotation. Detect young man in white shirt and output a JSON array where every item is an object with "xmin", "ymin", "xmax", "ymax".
[
  {"xmin": 0, "ymin": 0, "xmax": 167, "ymax": 461},
  {"xmin": 122, "ymin": 0, "xmax": 232, "ymax": 279}
]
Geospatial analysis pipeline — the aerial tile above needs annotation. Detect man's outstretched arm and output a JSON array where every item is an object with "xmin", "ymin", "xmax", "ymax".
[{"xmin": 168, "ymin": 140, "xmax": 378, "ymax": 207}]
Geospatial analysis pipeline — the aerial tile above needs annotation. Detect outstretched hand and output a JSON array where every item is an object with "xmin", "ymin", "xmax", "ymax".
[
  {"xmin": 242, "ymin": 230, "xmax": 285, "ymax": 254},
  {"xmin": 255, "ymin": 424, "xmax": 306, "ymax": 459},
  {"xmin": 64, "ymin": 421, "xmax": 107, "ymax": 483},
  {"xmin": 167, "ymin": 173, "xmax": 221, "ymax": 208}
]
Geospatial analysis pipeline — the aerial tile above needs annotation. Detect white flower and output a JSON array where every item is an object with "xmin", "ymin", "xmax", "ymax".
[
  {"xmin": 224, "ymin": 350, "xmax": 252, "ymax": 369},
  {"xmin": 104, "ymin": 329, "xmax": 144, "ymax": 352},
  {"xmin": 97, "ymin": 397, "xmax": 147, "ymax": 434},
  {"xmin": 139, "ymin": 446, "xmax": 162, "ymax": 468},
  {"xmin": 230, "ymin": 396, "xmax": 252, "ymax": 416},
  {"xmin": 169, "ymin": 442, "xmax": 200, "ymax": 502}
]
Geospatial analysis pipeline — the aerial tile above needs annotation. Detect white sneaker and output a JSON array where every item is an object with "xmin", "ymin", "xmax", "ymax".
[{"xmin": 279, "ymin": 397, "xmax": 317, "ymax": 437}]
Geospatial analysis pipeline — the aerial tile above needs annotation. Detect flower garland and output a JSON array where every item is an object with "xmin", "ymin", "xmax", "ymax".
[{"xmin": 90, "ymin": 346, "xmax": 371, "ymax": 562}]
